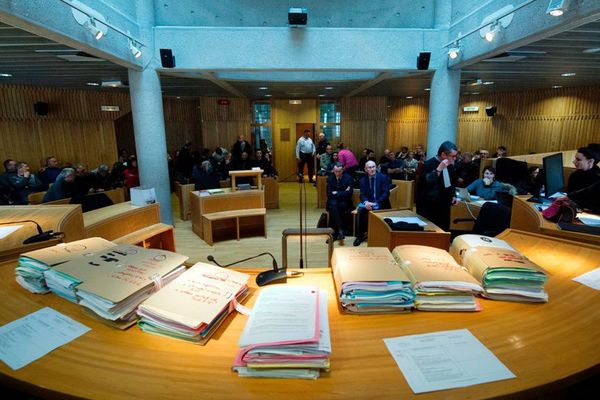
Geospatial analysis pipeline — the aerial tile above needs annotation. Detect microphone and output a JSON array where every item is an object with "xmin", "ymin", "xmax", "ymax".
[
  {"xmin": 0, "ymin": 220, "xmax": 64, "ymax": 245},
  {"xmin": 207, "ymin": 253, "xmax": 302, "ymax": 286}
]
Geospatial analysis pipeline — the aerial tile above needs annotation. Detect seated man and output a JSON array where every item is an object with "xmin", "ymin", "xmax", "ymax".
[
  {"xmin": 354, "ymin": 160, "xmax": 391, "ymax": 246},
  {"xmin": 326, "ymin": 162, "xmax": 354, "ymax": 241}
]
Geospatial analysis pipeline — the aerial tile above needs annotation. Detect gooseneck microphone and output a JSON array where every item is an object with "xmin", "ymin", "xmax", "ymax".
[
  {"xmin": 207, "ymin": 253, "xmax": 302, "ymax": 286},
  {"xmin": 0, "ymin": 219, "xmax": 64, "ymax": 244}
]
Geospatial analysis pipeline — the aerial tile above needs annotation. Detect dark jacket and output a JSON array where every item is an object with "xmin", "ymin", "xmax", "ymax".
[{"xmin": 359, "ymin": 172, "xmax": 391, "ymax": 209}]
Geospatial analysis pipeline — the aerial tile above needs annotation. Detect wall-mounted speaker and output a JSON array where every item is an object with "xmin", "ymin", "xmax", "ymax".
[
  {"xmin": 485, "ymin": 106, "xmax": 497, "ymax": 117},
  {"xmin": 417, "ymin": 52, "xmax": 431, "ymax": 70},
  {"xmin": 160, "ymin": 49, "xmax": 175, "ymax": 68},
  {"xmin": 34, "ymin": 102, "xmax": 48, "ymax": 116}
]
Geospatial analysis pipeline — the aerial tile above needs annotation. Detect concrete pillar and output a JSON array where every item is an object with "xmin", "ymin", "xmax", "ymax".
[
  {"xmin": 128, "ymin": 69, "xmax": 173, "ymax": 225},
  {"xmin": 426, "ymin": 67, "xmax": 461, "ymax": 155}
]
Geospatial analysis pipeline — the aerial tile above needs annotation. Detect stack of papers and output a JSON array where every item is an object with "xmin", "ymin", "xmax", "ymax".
[
  {"xmin": 392, "ymin": 245, "xmax": 483, "ymax": 311},
  {"xmin": 451, "ymin": 235, "xmax": 549, "ymax": 302},
  {"xmin": 233, "ymin": 286, "xmax": 331, "ymax": 379},
  {"xmin": 137, "ymin": 262, "xmax": 250, "ymax": 344},
  {"xmin": 15, "ymin": 238, "xmax": 115, "ymax": 294},
  {"xmin": 44, "ymin": 245, "xmax": 189, "ymax": 328},
  {"xmin": 332, "ymin": 247, "xmax": 414, "ymax": 313}
]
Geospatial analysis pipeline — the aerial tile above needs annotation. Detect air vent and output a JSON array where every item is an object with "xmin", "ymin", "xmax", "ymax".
[
  {"xmin": 483, "ymin": 50, "xmax": 546, "ymax": 63},
  {"xmin": 56, "ymin": 52, "xmax": 106, "ymax": 62}
]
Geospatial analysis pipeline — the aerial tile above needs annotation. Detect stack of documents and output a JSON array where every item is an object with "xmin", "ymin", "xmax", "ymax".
[
  {"xmin": 451, "ymin": 236, "xmax": 548, "ymax": 302},
  {"xmin": 15, "ymin": 238, "xmax": 115, "ymax": 294},
  {"xmin": 332, "ymin": 247, "xmax": 414, "ymax": 313},
  {"xmin": 232, "ymin": 285, "xmax": 331, "ymax": 379},
  {"xmin": 392, "ymin": 245, "xmax": 483, "ymax": 311},
  {"xmin": 449, "ymin": 234, "xmax": 515, "ymax": 265},
  {"xmin": 137, "ymin": 262, "xmax": 250, "ymax": 344},
  {"xmin": 44, "ymin": 245, "xmax": 188, "ymax": 328}
]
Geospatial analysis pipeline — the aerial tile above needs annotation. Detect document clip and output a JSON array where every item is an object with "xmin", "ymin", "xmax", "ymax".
[{"xmin": 150, "ymin": 273, "xmax": 163, "ymax": 291}]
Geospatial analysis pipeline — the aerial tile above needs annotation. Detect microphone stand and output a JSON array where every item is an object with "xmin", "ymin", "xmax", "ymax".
[
  {"xmin": 297, "ymin": 173, "xmax": 305, "ymax": 269},
  {"xmin": 207, "ymin": 253, "xmax": 302, "ymax": 286},
  {"xmin": 0, "ymin": 219, "xmax": 64, "ymax": 244}
]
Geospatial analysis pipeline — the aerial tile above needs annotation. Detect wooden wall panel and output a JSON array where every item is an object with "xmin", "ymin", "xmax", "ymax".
[
  {"xmin": 386, "ymin": 97, "xmax": 429, "ymax": 153},
  {"xmin": 340, "ymin": 97, "xmax": 387, "ymax": 158},
  {"xmin": 198, "ymin": 97, "xmax": 251, "ymax": 154},
  {"xmin": 163, "ymin": 98, "xmax": 202, "ymax": 153}
]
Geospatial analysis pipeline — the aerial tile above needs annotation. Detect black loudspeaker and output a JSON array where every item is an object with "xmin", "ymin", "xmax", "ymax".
[
  {"xmin": 34, "ymin": 102, "xmax": 48, "ymax": 116},
  {"xmin": 160, "ymin": 49, "xmax": 175, "ymax": 68},
  {"xmin": 485, "ymin": 106, "xmax": 497, "ymax": 117},
  {"xmin": 417, "ymin": 52, "xmax": 431, "ymax": 70}
]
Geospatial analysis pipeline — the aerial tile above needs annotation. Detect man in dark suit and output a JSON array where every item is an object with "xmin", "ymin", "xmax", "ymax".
[
  {"xmin": 416, "ymin": 141, "xmax": 458, "ymax": 231},
  {"xmin": 231, "ymin": 134, "xmax": 253, "ymax": 161},
  {"xmin": 326, "ymin": 162, "xmax": 354, "ymax": 241},
  {"xmin": 354, "ymin": 160, "xmax": 391, "ymax": 246}
]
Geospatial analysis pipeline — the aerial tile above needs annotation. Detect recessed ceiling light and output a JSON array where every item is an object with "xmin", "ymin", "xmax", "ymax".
[
  {"xmin": 405, "ymin": 96, "xmax": 413, "ymax": 99},
  {"xmin": 324, "ymin": 86, "xmax": 334, "ymax": 90},
  {"xmin": 176, "ymin": 96, "xmax": 181, "ymax": 99},
  {"xmin": 265, "ymin": 94, "xmax": 272, "ymax": 97},
  {"xmin": 582, "ymin": 48, "xmax": 600, "ymax": 54},
  {"xmin": 86, "ymin": 82, "xmax": 100, "ymax": 86},
  {"xmin": 0, "ymin": 73, "xmax": 13, "ymax": 77},
  {"xmin": 552, "ymin": 85, "xmax": 563, "ymax": 89},
  {"xmin": 483, "ymin": 81, "xmax": 494, "ymax": 85},
  {"xmin": 560, "ymin": 72, "xmax": 576, "ymax": 77},
  {"xmin": 258, "ymin": 86, "xmax": 268, "ymax": 90},
  {"xmin": 471, "ymin": 92, "xmax": 480, "ymax": 95},
  {"xmin": 424, "ymin": 88, "xmax": 431, "ymax": 91},
  {"xmin": 318, "ymin": 94, "xmax": 325, "ymax": 97}
]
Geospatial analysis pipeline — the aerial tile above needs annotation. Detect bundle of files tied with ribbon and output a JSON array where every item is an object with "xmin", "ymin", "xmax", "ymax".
[
  {"xmin": 331, "ymin": 247, "xmax": 415, "ymax": 313},
  {"xmin": 232, "ymin": 285, "xmax": 331, "ymax": 379},
  {"xmin": 43, "ymin": 244, "xmax": 188, "ymax": 328},
  {"xmin": 392, "ymin": 245, "xmax": 484, "ymax": 311},
  {"xmin": 450, "ymin": 234, "xmax": 549, "ymax": 302},
  {"xmin": 136, "ymin": 262, "xmax": 250, "ymax": 344},
  {"xmin": 15, "ymin": 237, "xmax": 116, "ymax": 294}
]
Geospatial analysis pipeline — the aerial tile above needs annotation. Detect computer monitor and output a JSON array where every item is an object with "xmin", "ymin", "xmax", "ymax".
[{"xmin": 542, "ymin": 152, "xmax": 564, "ymax": 198}]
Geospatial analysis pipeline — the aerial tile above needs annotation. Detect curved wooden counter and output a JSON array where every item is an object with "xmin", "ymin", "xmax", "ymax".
[
  {"xmin": 511, "ymin": 196, "xmax": 600, "ymax": 245},
  {"xmin": 1, "ymin": 229, "xmax": 599, "ymax": 399}
]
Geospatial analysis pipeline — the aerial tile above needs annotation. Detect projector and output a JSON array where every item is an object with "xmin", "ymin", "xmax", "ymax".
[{"xmin": 288, "ymin": 7, "xmax": 307, "ymax": 25}]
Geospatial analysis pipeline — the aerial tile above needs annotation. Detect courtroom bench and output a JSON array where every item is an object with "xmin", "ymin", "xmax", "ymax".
[{"xmin": 201, "ymin": 208, "xmax": 267, "ymax": 245}]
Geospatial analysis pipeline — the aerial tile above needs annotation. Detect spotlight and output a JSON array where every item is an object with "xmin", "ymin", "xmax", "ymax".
[
  {"xmin": 84, "ymin": 18, "xmax": 103, "ymax": 40},
  {"xmin": 485, "ymin": 22, "xmax": 499, "ymax": 42},
  {"xmin": 547, "ymin": 0, "xmax": 568, "ymax": 16},
  {"xmin": 129, "ymin": 40, "xmax": 142, "ymax": 58},
  {"xmin": 448, "ymin": 47, "xmax": 461, "ymax": 59}
]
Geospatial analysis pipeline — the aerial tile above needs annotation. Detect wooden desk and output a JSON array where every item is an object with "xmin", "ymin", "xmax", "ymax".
[
  {"xmin": 511, "ymin": 196, "xmax": 600, "ymax": 245},
  {"xmin": 1, "ymin": 229, "xmax": 599, "ymax": 399},
  {"xmin": 450, "ymin": 201, "xmax": 483, "ymax": 231},
  {"xmin": 0, "ymin": 205, "xmax": 85, "ymax": 263},
  {"xmin": 367, "ymin": 209, "xmax": 451, "ymax": 251},
  {"xmin": 229, "ymin": 170, "xmax": 263, "ymax": 191},
  {"xmin": 262, "ymin": 177, "xmax": 279, "ymax": 209},
  {"xmin": 190, "ymin": 189, "xmax": 264, "ymax": 241},
  {"xmin": 316, "ymin": 175, "xmax": 328, "ymax": 208},
  {"xmin": 175, "ymin": 182, "xmax": 195, "ymax": 221}
]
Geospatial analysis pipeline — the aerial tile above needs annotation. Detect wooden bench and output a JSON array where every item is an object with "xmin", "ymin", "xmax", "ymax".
[
  {"xmin": 201, "ymin": 208, "xmax": 266, "ymax": 245},
  {"xmin": 113, "ymin": 223, "xmax": 176, "ymax": 251}
]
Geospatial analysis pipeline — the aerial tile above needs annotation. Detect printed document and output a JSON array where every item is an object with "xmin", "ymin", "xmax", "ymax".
[
  {"xmin": 573, "ymin": 267, "xmax": 600, "ymax": 290},
  {"xmin": 0, "ymin": 225, "xmax": 22, "ymax": 239},
  {"xmin": 384, "ymin": 329, "xmax": 515, "ymax": 393},
  {"xmin": 386, "ymin": 217, "xmax": 427, "ymax": 226},
  {"xmin": 0, "ymin": 307, "xmax": 90, "ymax": 370}
]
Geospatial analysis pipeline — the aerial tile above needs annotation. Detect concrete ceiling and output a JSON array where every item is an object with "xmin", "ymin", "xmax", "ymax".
[{"xmin": 1, "ymin": 16, "xmax": 599, "ymax": 100}]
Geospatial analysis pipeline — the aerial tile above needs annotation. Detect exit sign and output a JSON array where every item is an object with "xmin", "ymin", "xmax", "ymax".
[{"xmin": 217, "ymin": 99, "xmax": 230, "ymax": 105}]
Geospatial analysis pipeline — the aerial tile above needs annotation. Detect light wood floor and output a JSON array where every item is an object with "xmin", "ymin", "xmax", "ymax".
[{"xmin": 172, "ymin": 182, "xmax": 359, "ymax": 269}]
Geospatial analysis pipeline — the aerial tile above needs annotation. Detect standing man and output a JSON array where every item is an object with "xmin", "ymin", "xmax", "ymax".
[
  {"xmin": 416, "ymin": 141, "xmax": 458, "ymax": 231},
  {"xmin": 354, "ymin": 160, "xmax": 391, "ymax": 246},
  {"xmin": 296, "ymin": 129, "xmax": 316, "ymax": 183},
  {"xmin": 326, "ymin": 162, "xmax": 354, "ymax": 241},
  {"xmin": 231, "ymin": 134, "xmax": 253, "ymax": 162}
]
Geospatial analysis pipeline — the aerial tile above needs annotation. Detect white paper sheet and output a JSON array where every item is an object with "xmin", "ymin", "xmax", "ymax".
[
  {"xmin": 386, "ymin": 217, "xmax": 427, "ymax": 226},
  {"xmin": 573, "ymin": 267, "xmax": 600, "ymax": 290},
  {"xmin": 0, "ymin": 307, "xmax": 90, "ymax": 370},
  {"xmin": 442, "ymin": 168, "xmax": 451, "ymax": 188},
  {"xmin": 578, "ymin": 212, "xmax": 600, "ymax": 227},
  {"xmin": 384, "ymin": 329, "xmax": 515, "ymax": 394},
  {"xmin": 0, "ymin": 225, "xmax": 23, "ymax": 239}
]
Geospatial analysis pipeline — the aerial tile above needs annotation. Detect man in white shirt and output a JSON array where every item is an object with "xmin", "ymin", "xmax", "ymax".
[{"xmin": 295, "ymin": 129, "xmax": 316, "ymax": 183}]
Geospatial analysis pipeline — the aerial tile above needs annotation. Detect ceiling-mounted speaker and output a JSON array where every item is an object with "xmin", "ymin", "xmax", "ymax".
[
  {"xmin": 34, "ymin": 102, "xmax": 48, "ymax": 116},
  {"xmin": 417, "ymin": 52, "xmax": 431, "ymax": 70},
  {"xmin": 485, "ymin": 106, "xmax": 497, "ymax": 117},
  {"xmin": 160, "ymin": 49, "xmax": 175, "ymax": 68}
]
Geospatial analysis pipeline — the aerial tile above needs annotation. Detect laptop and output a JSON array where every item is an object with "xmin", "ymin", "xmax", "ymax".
[{"xmin": 457, "ymin": 187, "xmax": 478, "ymax": 202}]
